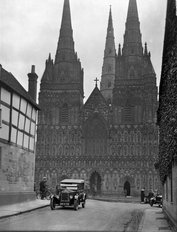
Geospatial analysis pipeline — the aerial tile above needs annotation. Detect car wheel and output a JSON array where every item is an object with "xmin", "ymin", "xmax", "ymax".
[
  {"xmin": 74, "ymin": 200, "xmax": 79, "ymax": 211},
  {"xmin": 50, "ymin": 198, "xmax": 55, "ymax": 210}
]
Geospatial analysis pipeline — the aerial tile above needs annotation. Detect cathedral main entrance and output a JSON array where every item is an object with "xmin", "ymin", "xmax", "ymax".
[
  {"xmin": 90, "ymin": 171, "xmax": 101, "ymax": 196},
  {"xmin": 124, "ymin": 181, "xmax": 131, "ymax": 196}
]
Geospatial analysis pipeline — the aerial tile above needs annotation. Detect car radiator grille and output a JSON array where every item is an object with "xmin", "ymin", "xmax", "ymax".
[{"xmin": 61, "ymin": 192, "xmax": 69, "ymax": 201}]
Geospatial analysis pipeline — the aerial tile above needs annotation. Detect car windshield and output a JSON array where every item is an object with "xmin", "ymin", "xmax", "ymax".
[{"xmin": 60, "ymin": 183, "xmax": 78, "ymax": 190}]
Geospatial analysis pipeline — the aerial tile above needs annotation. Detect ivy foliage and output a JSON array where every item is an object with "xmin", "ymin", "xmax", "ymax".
[{"xmin": 158, "ymin": 5, "xmax": 177, "ymax": 183}]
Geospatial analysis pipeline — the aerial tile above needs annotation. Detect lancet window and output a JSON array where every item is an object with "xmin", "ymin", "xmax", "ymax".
[{"xmin": 60, "ymin": 103, "xmax": 69, "ymax": 123}]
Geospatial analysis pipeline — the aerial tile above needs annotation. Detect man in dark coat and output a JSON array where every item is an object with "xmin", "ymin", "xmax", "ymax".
[
  {"xmin": 141, "ymin": 188, "xmax": 145, "ymax": 203},
  {"xmin": 40, "ymin": 177, "xmax": 47, "ymax": 199}
]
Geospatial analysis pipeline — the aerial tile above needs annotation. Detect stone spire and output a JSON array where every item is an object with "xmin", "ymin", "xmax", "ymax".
[
  {"xmin": 55, "ymin": 0, "xmax": 75, "ymax": 64},
  {"xmin": 40, "ymin": 0, "xmax": 84, "ymax": 100},
  {"xmin": 127, "ymin": 0, "xmax": 139, "ymax": 19},
  {"xmin": 113, "ymin": 0, "xmax": 157, "ymax": 117},
  {"xmin": 100, "ymin": 6, "xmax": 116, "ymax": 103},
  {"xmin": 107, "ymin": 5, "xmax": 114, "ymax": 37},
  {"xmin": 122, "ymin": 0, "xmax": 143, "ymax": 57}
]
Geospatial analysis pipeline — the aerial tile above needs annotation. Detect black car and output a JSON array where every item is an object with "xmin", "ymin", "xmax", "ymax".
[
  {"xmin": 149, "ymin": 194, "xmax": 163, "ymax": 207},
  {"xmin": 50, "ymin": 179, "xmax": 86, "ymax": 211}
]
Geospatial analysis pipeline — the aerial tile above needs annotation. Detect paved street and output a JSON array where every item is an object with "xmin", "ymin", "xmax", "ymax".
[{"xmin": 0, "ymin": 199, "xmax": 149, "ymax": 231}]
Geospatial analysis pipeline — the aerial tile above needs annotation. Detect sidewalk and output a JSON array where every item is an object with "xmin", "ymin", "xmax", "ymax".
[
  {"xmin": 138, "ymin": 206, "xmax": 173, "ymax": 232},
  {"xmin": 0, "ymin": 198, "xmax": 174, "ymax": 232},
  {"xmin": 93, "ymin": 196, "xmax": 173, "ymax": 232},
  {"xmin": 0, "ymin": 199, "xmax": 49, "ymax": 219}
]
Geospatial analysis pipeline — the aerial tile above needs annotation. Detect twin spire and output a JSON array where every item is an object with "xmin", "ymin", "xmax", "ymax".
[
  {"xmin": 107, "ymin": 6, "xmax": 113, "ymax": 35},
  {"xmin": 100, "ymin": 5, "xmax": 116, "ymax": 102},
  {"xmin": 53, "ymin": 0, "xmax": 150, "ymax": 87},
  {"xmin": 55, "ymin": 0, "xmax": 141, "ymax": 63},
  {"xmin": 105, "ymin": 5, "xmax": 115, "ymax": 53},
  {"xmin": 104, "ymin": 0, "xmax": 142, "ymax": 58}
]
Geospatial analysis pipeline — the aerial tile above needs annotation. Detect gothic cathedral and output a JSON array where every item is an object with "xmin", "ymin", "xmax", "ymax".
[{"xmin": 35, "ymin": 0, "xmax": 160, "ymax": 196}]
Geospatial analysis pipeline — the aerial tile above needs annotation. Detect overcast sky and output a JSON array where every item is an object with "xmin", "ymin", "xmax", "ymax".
[{"xmin": 0, "ymin": 0, "xmax": 167, "ymax": 102}]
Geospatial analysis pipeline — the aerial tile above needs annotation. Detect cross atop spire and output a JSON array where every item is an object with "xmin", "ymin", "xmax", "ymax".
[{"xmin": 94, "ymin": 78, "xmax": 99, "ymax": 87}]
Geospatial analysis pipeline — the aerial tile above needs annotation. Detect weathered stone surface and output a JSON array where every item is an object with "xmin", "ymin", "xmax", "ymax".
[{"xmin": 35, "ymin": 0, "xmax": 160, "ymax": 197}]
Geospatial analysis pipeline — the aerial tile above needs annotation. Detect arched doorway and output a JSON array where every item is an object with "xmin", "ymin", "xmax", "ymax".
[
  {"xmin": 90, "ymin": 171, "xmax": 101, "ymax": 196},
  {"xmin": 124, "ymin": 181, "xmax": 131, "ymax": 196}
]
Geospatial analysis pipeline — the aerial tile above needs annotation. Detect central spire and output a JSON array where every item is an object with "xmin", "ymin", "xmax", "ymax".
[
  {"xmin": 122, "ymin": 0, "xmax": 143, "ymax": 57},
  {"xmin": 60, "ymin": 0, "xmax": 72, "ymax": 33},
  {"xmin": 55, "ymin": 0, "xmax": 75, "ymax": 64},
  {"xmin": 127, "ymin": 0, "xmax": 139, "ymax": 20}
]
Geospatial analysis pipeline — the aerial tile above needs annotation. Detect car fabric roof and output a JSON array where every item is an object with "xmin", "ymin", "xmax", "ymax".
[{"xmin": 60, "ymin": 179, "xmax": 84, "ymax": 184}]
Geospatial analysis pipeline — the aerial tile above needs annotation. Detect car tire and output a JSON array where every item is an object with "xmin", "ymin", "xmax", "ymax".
[
  {"xmin": 74, "ymin": 200, "xmax": 79, "ymax": 211},
  {"xmin": 50, "ymin": 198, "xmax": 55, "ymax": 210}
]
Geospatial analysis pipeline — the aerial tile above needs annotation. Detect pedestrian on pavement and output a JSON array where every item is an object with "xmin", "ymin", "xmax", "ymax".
[
  {"xmin": 141, "ymin": 187, "xmax": 145, "ymax": 203},
  {"xmin": 39, "ymin": 177, "xmax": 47, "ymax": 199}
]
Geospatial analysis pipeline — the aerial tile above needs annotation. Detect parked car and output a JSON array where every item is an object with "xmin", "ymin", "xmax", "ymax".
[
  {"xmin": 149, "ymin": 194, "xmax": 163, "ymax": 207},
  {"xmin": 50, "ymin": 179, "xmax": 86, "ymax": 211},
  {"xmin": 144, "ymin": 195, "xmax": 150, "ymax": 204},
  {"xmin": 144, "ymin": 191, "xmax": 154, "ymax": 204}
]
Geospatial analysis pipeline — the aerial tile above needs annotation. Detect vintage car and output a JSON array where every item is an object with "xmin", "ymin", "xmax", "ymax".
[
  {"xmin": 149, "ymin": 194, "xmax": 163, "ymax": 207},
  {"xmin": 50, "ymin": 179, "xmax": 86, "ymax": 211}
]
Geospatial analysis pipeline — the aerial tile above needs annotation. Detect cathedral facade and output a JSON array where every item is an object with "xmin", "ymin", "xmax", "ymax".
[{"xmin": 35, "ymin": 0, "xmax": 160, "ymax": 196}]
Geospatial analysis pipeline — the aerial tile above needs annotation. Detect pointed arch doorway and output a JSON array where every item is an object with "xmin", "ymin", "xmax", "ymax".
[
  {"xmin": 90, "ymin": 171, "xmax": 101, "ymax": 196},
  {"xmin": 124, "ymin": 181, "xmax": 131, "ymax": 196}
]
